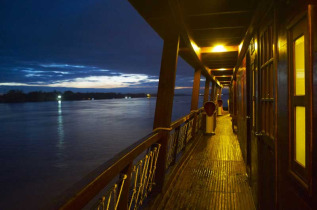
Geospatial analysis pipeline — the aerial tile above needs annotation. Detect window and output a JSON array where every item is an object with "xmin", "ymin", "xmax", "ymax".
[
  {"xmin": 288, "ymin": 15, "xmax": 312, "ymax": 190},
  {"xmin": 295, "ymin": 106, "xmax": 306, "ymax": 167},
  {"xmin": 294, "ymin": 35, "xmax": 305, "ymax": 96},
  {"xmin": 259, "ymin": 23, "xmax": 274, "ymax": 138}
]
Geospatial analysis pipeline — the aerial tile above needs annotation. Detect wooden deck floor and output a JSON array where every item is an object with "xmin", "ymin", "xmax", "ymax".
[{"xmin": 157, "ymin": 113, "xmax": 255, "ymax": 209}]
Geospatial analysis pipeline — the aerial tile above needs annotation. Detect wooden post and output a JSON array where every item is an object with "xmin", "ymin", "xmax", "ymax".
[
  {"xmin": 202, "ymin": 79, "xmax": 210, "ymax": 131},
  {"xmin": 211, "ymin": 81, "xmax": 216, "ymax": 102},
  {"xmin": 218, "ymin": 88, "xmax": 222, "ymax": 99},
  {"xmin": 190, "ymin": 69, "xmax": 201, "ymax": 111},
  {"xmin": 117, "ymin": 163, "xmax": 133, "ymax": 210},
  {"xmin": 153, "ymin": 34, "xmax": 179, "ymax": 193},
  {"xmin": 210, "ymin": 82, "xmax": 217, "ymax": 132},
  {"xmin": 216, "ymin": 86, "xmax": 220, "ymax": 101},
  {"xmin": 190, "ymin": 69, "xmax": 201, "ymax": 138},
  {"xmin": 203, "ymin": 79, "xmax": 210, "ymax": 104}
]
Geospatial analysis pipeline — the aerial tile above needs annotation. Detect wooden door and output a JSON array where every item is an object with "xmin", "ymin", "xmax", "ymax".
[
  {"xmin": 257, "ymin": 15, "xmax": 277, "ymax": 210},
  {"xmin": 277, "ymin": 6, "xmax": 315, "ymax": 209},
  {"xmin": 246, "ymin": 51, "xmax": 252, "ymax": 174},
  {"xmin": 249, "ymin": 36, "xmax": 259, "ymax": 206}
]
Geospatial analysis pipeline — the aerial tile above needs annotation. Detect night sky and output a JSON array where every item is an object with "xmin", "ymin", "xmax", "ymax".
[{"xmin": 0, "ymin": 0, "xmax": 200, "ymax": 94}]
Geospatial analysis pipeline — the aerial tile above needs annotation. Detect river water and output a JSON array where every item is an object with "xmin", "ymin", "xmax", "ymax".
[{"xmin": 0, "ymin": 96, "xmax": 205, "ymax": 209}]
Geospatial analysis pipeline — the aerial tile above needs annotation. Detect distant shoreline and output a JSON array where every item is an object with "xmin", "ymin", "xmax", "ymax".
[{"xmin": 0, "ymin": 90, "xmax": 190, "ymax": 103}]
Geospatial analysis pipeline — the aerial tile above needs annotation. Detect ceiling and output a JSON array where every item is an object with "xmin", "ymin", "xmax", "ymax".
[{"xmin": 128, "ymin": 0, "xmax": 257, "ymax": 86}]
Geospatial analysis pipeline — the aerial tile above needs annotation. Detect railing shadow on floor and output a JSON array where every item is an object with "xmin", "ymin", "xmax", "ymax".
[{"xmin": 54, "ymin": 108, "xmax": 205, "ymax": 210}]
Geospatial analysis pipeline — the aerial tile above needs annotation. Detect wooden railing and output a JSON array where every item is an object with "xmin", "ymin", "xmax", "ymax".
[{"xmin": 56, "ymin": 108, "xmax": 204, "ymax": 210}]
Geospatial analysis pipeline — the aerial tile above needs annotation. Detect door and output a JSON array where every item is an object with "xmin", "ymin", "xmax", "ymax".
[
  {"xmin": 246, "ymin": 51, "xmax": 252, "ymax": 174},
  {"xmin": 249, "ymin": 37, "xmax": 259, "ymax": 205},
  {"xmin": 257, "ymin": 13, "xmax": 277, "ymax": 210},
  {"xmin": 277, "ymin": 6, "xmax": 315, "ymax": 209}
]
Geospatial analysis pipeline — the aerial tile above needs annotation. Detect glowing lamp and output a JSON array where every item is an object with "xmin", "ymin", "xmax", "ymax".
[{"xmin": 212, "ymin": 45, "xmax": 226, "ymax": 52}]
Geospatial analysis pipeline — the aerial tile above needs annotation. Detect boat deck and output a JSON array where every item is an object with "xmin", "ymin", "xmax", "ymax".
[{"xmin": 156, "ymin": 113, "xmax": 256, "ymax": 209}]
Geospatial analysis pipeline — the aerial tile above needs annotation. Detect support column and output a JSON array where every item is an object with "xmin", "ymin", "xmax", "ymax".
[
  {"xmin": 218, "ymin": 88, "xmax": 222, "ymax": 99},
  {"xmin": 190, "ymin": 69, "xmax": 201, "ymax": 139},
  {"xmin": 210, "ymin": 82, "xmax": 218, "ymax": 133},
  {"xmin": 217, "ymin": 87, "xmax": 223, "ymax": 116},
  {"xmin": 211, "ymin": 81, "xmax": 216, "ymax": 102},
  {"xmin": 153, "ymin": 34, "xmax": 180, "ymax": 193},
  {"xmin": 190, "ymin": 69, "xmax": 201, "ymax": 111},
  {"xmin": 203, "ymin": 78, "xmax": 210, "ymax": 104}
]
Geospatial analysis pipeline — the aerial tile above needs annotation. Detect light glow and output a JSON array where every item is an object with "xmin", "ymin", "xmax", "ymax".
[
  {"xmin": 212, "ymin": 45, "xmax": 226, "ymax": 52},
  {"xmin": 191, "ymin": 41, "xmax": 200, "ymax": 53},
  {"xmin": 239, "ymin": 43, "xmax": 243, "ymax": 52}
]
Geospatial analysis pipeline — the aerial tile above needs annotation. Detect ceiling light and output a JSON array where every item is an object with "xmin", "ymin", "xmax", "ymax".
[{"xmin": 212, "ymin": 45, "xmax": 226, "ymax": 52}]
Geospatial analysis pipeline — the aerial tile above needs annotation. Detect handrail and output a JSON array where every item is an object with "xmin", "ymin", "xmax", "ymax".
[
  {"xmin": 56, "ymin": 107, "xmax": 205, "ymax": 210},
  {"xmin": 57, "ymin": 132, "xmax": 161, "ymax": 210},
  {"xmin": 170, "ymin": 107, "xmax": 204, "ymax": 129}
]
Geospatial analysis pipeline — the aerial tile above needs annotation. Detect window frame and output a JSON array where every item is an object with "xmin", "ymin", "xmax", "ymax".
[{"xmin": 288, "ymin": 13, "xmax": 312, "ymax": 193}]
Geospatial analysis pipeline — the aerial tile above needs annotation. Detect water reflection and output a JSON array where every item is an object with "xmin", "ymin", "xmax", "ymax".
[{"xmin": 57, "ymin": 101, "xmax": 64, "ymax": 149}]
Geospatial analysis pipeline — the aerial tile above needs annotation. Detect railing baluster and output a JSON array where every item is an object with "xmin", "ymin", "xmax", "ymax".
[
  {"xmin": 117, "ymin": 163, "xmax": 133, "ymax": 210},
  {"xmin": 183, "ymin": 120, "xmax": 190, "ymax": 150},
  {"xmin": 153, "ymin": 131, "xmax": 168, "ymax": 193},
  {"xmin": 171, "ymin": 126, "xmax": 180, "ymax": 166},
  {"xmin": 191, "ymin": 111, "xmax": 197, "ymax": 140}
]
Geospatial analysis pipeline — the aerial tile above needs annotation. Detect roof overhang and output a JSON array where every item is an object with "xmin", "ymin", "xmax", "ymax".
[{"xmin": 128, "ymin": 0, "xmax": 258, "ymax": 86}]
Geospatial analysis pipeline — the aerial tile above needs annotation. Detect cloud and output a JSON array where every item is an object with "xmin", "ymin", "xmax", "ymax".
[
  {"xmin": 0, "ymin": 59, "xmax": 194, "ymax": 91},
  {"xmin": 175, "ymin": 86, "xmax": 193, "ymax": 90},
  {"xmin": 39, "ymin": 64, "xmax": 87, "ymax": 68},
  {"xmin": 0, "ymin": 73, "xmax": 159, "ymax": 89}
]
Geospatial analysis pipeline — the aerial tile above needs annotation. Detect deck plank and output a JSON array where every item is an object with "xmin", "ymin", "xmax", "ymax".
[{"xmin": 157, "ymin": 113, "xmax": 256, "ymax": 210}]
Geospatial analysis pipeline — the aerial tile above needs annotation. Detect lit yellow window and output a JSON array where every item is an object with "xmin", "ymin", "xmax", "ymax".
[
  {"xmin": 295, "ymin": 106, "xmax": 306, "ymax": 167},
  {"xmin": 294, "ymin": 35, "xmax": 305, "ymax": 95}
]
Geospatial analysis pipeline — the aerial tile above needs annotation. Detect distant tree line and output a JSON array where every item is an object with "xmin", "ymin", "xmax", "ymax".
[{"xmin": 0, "ymin": 90, "xmax": 153, "ymax": 103}]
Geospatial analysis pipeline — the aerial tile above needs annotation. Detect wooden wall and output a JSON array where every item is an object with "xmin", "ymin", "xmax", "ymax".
[
  {"xmin": 236, "ymin": 57, "xmax": 248, "ymax": 163},
  {"xmin": 234, "ymin": 0, "xmax": 317, "ymax": 209}
]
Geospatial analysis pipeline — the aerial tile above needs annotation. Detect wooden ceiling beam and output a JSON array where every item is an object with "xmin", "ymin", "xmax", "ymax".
[
  {"xmin": 192, "ymin": 26, "xmax": 246, "ymax": 31},
  {"xmin": 217, "ymin": 78, "xmax": 232, "ymax": 81},
  {"xmin": 207, "ymin": 64, "xmax": 236, "ymax": 69},
  {"xmin": 214, "ymin": 75, "xmax": 233, "ymax": 78},
  {"xmin": 187, "ymin": 10, "xmax": 252, "ymax": 17},
  {"xmin": 168, "ymin": 0, "xmax": 223, "ymax": 86},
  {"xmin": 181, "ymin": 0, "xmax": 256, "ymax": 16},
  {"xmin": 211, "ymin": 70, "xmax": 234, "ymax": 76},
  {"xmin": 195, "ymin": 37, "xmax": 242, "ymax": 42},
  {"xmin": 189, "ymin": 14, "xmax": 252, "ymax": 30}
]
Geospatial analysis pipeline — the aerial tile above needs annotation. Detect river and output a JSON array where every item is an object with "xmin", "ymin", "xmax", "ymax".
[{"xmin": 0, "ymin": 96, "xmax": 207, "ymax": 209}]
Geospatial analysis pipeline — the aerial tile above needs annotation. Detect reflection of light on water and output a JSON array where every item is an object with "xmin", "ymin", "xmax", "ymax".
[
  {"xmin": 55, "ymin": 101, "xmax": 66, "ymax": 168},
  {"xmin": 57, "ymin": 101, "xmax": 64, "ymax": 149}
]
